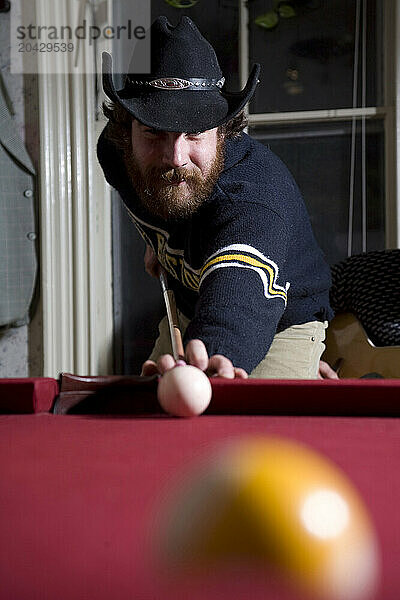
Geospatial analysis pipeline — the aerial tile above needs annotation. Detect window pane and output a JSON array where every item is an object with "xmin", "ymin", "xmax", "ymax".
[
  {"xmin": 248, "ymin": 0, "xmax": 382, "ymax": 113},
  {"xmin": 249, "ymin": 120, "xmax": 385, "ymax": 265}
]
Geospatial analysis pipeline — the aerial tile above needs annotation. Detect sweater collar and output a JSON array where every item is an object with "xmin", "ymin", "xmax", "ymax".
[{"xmin": 223, "ymin": 132, "xmax": 251, "ymax": 171}]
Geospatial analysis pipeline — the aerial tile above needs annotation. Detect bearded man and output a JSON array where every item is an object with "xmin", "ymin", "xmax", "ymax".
[{"xmin": 97, "ymin": 16, "xmax": 334, "ymax": 379}]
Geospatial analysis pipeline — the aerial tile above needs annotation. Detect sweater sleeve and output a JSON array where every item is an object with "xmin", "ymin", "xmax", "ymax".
[{"xmin": 184, "ymin": 201, "xmax": 290, "ymax": 373}]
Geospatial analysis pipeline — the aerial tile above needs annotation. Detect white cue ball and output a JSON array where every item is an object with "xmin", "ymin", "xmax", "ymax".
[{"xmin": 157, "ymin": 365, "xmax": 212, "ymax": 417}]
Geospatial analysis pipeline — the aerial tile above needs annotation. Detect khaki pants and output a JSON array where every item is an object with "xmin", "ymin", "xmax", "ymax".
[{"xmin": 148, "ymin": 311, "xmax": 327, "ymax": 379}]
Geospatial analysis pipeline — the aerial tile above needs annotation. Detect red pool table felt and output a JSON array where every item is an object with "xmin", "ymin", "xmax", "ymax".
[{"xmin": 1, "ymin": 403, "xmax": 399, "ymax": 600}]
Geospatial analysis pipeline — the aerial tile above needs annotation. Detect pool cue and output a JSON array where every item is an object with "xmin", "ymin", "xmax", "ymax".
[{"xmin": 159, "ymin": 267, "xmax": 185, "ymax": 362}]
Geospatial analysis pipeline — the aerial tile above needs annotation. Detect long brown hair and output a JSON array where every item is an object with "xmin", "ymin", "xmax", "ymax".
[{"xmin": 102, "ymin": 100, "xmax": 247, "ymax": 157}]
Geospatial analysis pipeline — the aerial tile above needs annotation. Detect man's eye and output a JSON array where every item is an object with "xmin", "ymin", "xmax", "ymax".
[{"xmin": 187, "ymin": 132, "xmax": 202, "ymax": 139}]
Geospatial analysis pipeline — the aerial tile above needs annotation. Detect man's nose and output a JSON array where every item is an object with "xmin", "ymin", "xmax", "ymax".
[{"xmin": 161, "ymin": 133, "xmax": 189, "ymax": 168}]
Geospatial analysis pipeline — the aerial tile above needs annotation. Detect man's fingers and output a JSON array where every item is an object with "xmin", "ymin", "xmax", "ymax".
[
  {"xmin": 207, "ymin": 354, "xmax": 236, "ymax": 379},
  {"xmin": 141, "ymin": 354, "xmax": 179, "ymax": 376},
  {"xmin": 234, "ymin": 367, "xmax": 248, "ymax": 379},
  {"xmin": 319, "ymin": 360, "xmax": 340, "ymax": 379},
  {"xmin": 144, "ymin": 338, "xmax": 249, "ymax": 381},
  {"xmin": 185, "ymin": 340, "xmax": 248, "ymax": 379},
  {"xmin": 141, "ymin": 360, "xmax": 159, "ymax": 376},
  {"xmin": 185, "ymin": 340, "xmax": 234, "ymax": 377},
  {"xmin": 157, "ymin": 354, "xmax": 176, "ymax": 374},
  {"xmin": 185, "ymin": 339, "xmax": 209, "ymax": 371}
]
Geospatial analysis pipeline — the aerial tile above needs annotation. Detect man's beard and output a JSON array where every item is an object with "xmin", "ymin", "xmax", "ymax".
[{"xmin": 124, "ymin": 136, "xmax": 225, "ymax": 222}]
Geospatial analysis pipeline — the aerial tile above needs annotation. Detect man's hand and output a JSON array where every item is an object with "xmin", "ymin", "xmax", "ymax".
[
  {"xmin": 141, "ymin": 339, "xmax": 248, "ymax": 379},
  {"xmin": 318, "ymin": 360, "xmax": 339, "ymax": 379},
  {"xmin": 144, "ymin": 244, "xmax": 160, "ymax": 278}
]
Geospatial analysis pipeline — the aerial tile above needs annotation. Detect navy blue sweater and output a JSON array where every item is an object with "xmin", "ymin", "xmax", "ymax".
[{"xmin": 97, "ymin": 127, "xmax": 333, "ymax": 373}]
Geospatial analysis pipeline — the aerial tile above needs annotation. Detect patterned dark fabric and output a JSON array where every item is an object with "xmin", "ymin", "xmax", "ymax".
[{"xmin": 330, "ymin": 250, "xmax": 400, "ymax": 346}]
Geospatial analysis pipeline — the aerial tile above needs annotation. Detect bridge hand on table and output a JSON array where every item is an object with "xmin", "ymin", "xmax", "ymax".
[{"xmin": 141, "ymin": 339, "xmax": 248, "ymax": 379}]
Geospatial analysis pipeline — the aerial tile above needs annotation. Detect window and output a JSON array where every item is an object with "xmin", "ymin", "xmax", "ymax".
[{"xmin": 245, "ymin": 0, "xmax": 387, "ymax": 263}]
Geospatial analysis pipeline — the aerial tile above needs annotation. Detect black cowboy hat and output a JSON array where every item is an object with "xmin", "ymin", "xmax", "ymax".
[{"xmin": 102, "ymin": 16, "xmax": 260, "ymax": 133}]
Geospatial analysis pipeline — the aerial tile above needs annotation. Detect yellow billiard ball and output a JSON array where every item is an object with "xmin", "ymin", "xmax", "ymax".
[{"xmin": 156, "ymin": 437, "xmax": 380, "ymax": 600}]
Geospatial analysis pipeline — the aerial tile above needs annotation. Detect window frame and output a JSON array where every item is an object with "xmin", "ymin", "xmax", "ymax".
[{"xmin": 239, "ymin": 0, "xmax": 399, "ymax": 248}]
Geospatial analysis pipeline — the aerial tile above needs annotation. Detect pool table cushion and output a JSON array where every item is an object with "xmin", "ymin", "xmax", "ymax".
[
  {"xmin": 0, "ymin": 377, "xmax": 59, "ymax": 413},
  {"xmin": 54, "ymin": 373, "xmax": 400, "ymax": 417}
]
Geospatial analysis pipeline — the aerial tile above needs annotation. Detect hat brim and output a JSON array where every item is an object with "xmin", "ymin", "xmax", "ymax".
[{"xmin": 102, "ymin": 52, "xmax": 260, "ymax": 133}]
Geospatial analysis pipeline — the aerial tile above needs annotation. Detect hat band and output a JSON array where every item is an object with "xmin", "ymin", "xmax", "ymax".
[{"xmin": 126, "ymin": 75, "xmax": 225, "ymax": 91}]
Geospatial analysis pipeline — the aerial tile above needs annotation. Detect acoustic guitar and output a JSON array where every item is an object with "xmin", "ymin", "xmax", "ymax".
[{"xmin": 323, "ymin": 313, "xmax": 400, "ymax": 379}]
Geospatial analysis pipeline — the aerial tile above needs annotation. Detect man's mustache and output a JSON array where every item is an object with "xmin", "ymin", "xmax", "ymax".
[{"xmin": 151, "ymin": 167, "xmax": 198, "ymax": 185}]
